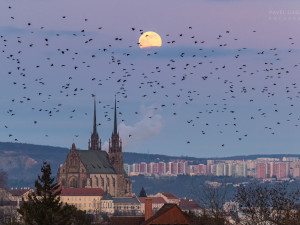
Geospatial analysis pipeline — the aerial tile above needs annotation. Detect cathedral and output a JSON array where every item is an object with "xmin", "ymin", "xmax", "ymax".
[{"xmin": 57, "ymin": 98, "xmax": 132, "ymax": 197}]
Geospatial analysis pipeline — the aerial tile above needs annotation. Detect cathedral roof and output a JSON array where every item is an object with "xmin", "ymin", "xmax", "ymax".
[{"xmin": 76, "ymin": 150, "xmax": 116, "ymax": 174}]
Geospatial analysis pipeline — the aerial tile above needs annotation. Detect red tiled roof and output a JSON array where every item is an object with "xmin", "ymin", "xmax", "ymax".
[
  {"xmin": 110, "ymin": 216, "xmax": 145, "ymax": 225},
  {"xmin": 161, "ymin": 192, "xmax": 179, "ymax": 199},
  {"xmin": 61, "ymin": 187, "xmax": 105, "ymax": 196},
  {"xmin": 141, "ymin": 203, "xmax": 190, "ymax": 225},
  {"xmin": 179, "ymin": 198, "xmax": 202, "ymax": 210},
  {"xmin": 138, "ymin": 197, "xmax": 166, "ymax": 204},
  {"xmin": 10, "ymin": 189, "xmax": 30, "ymax": 196}
]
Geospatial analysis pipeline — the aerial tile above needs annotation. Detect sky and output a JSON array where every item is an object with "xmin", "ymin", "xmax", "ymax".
[{"xmin": 0, "ymin": 0, "xmax": 300, "ymax": 158}]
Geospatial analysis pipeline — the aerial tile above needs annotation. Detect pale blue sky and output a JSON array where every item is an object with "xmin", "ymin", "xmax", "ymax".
[{"xmin": 0, "ymin": 0, "xmax": 300, "ymax": 157}]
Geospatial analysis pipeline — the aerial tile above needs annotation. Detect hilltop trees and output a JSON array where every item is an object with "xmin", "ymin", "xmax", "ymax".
[{"xmin": 18, "ymin": 161, "xmax": 91, "ymax": 225}]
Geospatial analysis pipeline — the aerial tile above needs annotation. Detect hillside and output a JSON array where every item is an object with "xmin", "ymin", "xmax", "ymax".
[{"xmin": 0, "ymin": 142, "xmax": 299, "ymax": 188}]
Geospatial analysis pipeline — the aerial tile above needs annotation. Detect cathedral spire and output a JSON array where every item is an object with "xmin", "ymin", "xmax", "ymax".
[
  {"xmin": 114, "ymin": 95, "xmax": 117, "ymax": 135},
  {"xmin": 89, "ymin": 97, "xmax": 100, "ymax": 150},
  {"xmin": 109, "ymin": 97, "xmax": 123, "ymax": 176},
  {"xmin": 93, "ymin": 97, "xmax": 97, "ymax": 134}
]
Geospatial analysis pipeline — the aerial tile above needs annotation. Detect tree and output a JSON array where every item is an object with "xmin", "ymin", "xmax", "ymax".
[
  {"xmin": 235, "ymin": 182, "xmax": 300, "ymax": 225},
  {"xmin": 139, "ymin": 187, "xmax": 147, "ymax": 197},
  {"xmin": 0, "ymin": 171, "xmax": 8, "ymax": 190},
  {"xmin": 193, "ymin": 180, "xmax": 229, "ymax": 225},
  {"xmin": 17, "ymin": 161, "xmax": 91, "ymax": 225}
]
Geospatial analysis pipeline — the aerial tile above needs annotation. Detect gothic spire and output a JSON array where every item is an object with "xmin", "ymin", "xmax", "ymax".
[
  {"xmin": 114, "ymin": 95, "xmax": 117, "ymax": 135},
  {"xmin": 89, "ymin": 97, "xmax": 100, "ymax": 150},
  {"xmin": 93, "ymin": 97, "xmax": 97, "ymax": 134}
]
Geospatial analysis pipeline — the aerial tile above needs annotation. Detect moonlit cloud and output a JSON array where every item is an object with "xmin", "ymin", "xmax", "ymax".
[{"xmin": 102, "ymin": 106, "xmax": 163, "ymax": 151}]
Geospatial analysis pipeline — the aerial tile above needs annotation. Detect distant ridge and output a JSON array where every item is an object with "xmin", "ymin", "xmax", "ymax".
[{"xmin": 0, "ymin": 141, "xmax": 299, "ymax": 187}]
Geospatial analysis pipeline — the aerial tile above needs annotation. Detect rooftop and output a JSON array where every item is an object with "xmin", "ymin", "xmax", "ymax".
[
  {"xmin": 161, "ymin": 192, "xmax": 179, "ymax": 199},
  {"xmin": 138, "ymin": 197, "xmax": 166, "ymax": 204},
  {"xmin": 76, "ymin": 150, "xmax": 116, "ymax": 174},
  {"xmin": 179, "ymin": 198, "xmax": 202, "ymax": 210},
  {"xmin": 60, "ymin": 187, "xmax": 105, "ymax": 196},
  {"xmin": 113, "ymin": 197, "xmax": 140, "ymax": 204}
]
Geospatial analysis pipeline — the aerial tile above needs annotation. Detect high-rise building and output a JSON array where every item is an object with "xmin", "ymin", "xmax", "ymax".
[{"xmin": 256, "ymin": 163, "xmax": 266, "ymax": 179}]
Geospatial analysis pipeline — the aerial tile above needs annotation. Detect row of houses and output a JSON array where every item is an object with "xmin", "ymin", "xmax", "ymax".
[
  {"xmin": 60, "ymin": 188, "xmax": 202, "ymax": 216},
  {"xmin": 0, "ymin": 187, "xmax": 202, "ymax": 224}
]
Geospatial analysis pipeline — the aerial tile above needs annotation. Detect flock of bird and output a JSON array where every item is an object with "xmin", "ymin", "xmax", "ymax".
[{"xmin": 1, "ymin": 2, "xmax": 300, "ymax": 153}]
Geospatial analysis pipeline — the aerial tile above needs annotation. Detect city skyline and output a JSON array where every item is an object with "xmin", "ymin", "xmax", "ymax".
[{"xmin": 1, "ymin": 0, "xmax": 300, "ymax": 158}]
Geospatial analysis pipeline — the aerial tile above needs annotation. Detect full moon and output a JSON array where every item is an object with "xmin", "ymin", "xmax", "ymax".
[{"xmin": 139, "ymin": 31, "xmax": 162, "ymax": 48}]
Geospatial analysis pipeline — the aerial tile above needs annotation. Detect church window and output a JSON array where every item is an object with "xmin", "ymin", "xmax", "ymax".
[{"xmin": 69, "ymin": 178, "xmax": 77, "ymax": 188}]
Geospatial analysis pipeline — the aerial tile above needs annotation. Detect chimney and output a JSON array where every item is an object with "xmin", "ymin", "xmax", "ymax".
[{"xmin": 145, "ymin": 198, "xmax": 152, "ymax": 221}]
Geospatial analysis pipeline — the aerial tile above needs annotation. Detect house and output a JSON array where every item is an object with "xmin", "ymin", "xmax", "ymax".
[
  {"xmin": 109, "ymin": 199, "xmax": 191, "ymax": 225},
  {"xmin": 101, "ymin": 192, "xmax": 141, "ymax": 216},
  {"xmin": 179, "ymin": 198, "xmax": 203, "ymax": 216},
  {"xmin": 0, "ymin": 188, "xmax": 31, "ymax": 223},
  {"xmin": 142, "ymin": 203, "xmax": 191, "ymax": 225},
  {"xmin": 113, "ymin": 197, "xmax": 141, "ymax": 216},
  {"xmin": 138, "ymin": 197, "xmax": 166, "ymax": 214},
  {"xmin": 60, "ymin": 187, "xmax": 105, "ymax": 214},
  {"xmin": 152, "ymin": 192, "xmax": 180, "ymax": 205}
]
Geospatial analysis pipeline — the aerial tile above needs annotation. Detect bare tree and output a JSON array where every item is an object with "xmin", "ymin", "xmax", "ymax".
[
  {"xmin": 0, "ymin": 171, "xmax": 8, "ymax": 190},
  {"xmin": 236, "ymin": 182, "xmax": 300, "ymax": 225},
  {"xmin": 193, "ymin": 180, "xmax": 229, "ymax": 224}
]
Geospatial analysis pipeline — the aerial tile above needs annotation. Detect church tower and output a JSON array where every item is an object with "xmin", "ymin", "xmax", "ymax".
[
  {"xmin": 88, "ymin": 98, "xmax": 101, "ymax": 150},
  {"xmin": 109, "ymin": 97, "xmax": 124, "ymax": 175}
]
